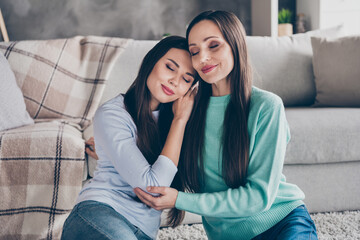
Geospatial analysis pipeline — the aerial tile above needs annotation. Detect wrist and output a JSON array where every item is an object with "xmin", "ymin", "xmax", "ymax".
[{"xmin": 172, "ymin": 117, "xmax": 188, "ymax": 126}]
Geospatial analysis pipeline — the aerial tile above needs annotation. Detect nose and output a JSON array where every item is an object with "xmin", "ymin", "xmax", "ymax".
[
  {"xmin": 200, "ymin": 51, "xmax": 210, "ymax": 64},
  {"xmin": 168, "ymin": 75, "xmax": 180, "ymax": 87}
]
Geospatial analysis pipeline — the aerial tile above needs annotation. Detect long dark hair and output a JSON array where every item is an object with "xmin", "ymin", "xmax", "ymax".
[
  {"xmin": 181, "ymin": 10, "xmax": 252, "ymax": 197},
  {"xmin": 124, "ymin": 36, "xmax": 188, "ymax": 164},
  {"xmin": 123, "ymin": 36, "xmax": 190, "ymax": 227}
]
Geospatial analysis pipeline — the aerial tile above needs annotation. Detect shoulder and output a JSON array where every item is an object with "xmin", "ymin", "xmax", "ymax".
[
  {"xmin": 249, "ymin": 86, "xmax": 285, "ymax": 123},
  {"xmin": 250, "ymin": 87, "xmax": 284, "ymax": 113},
  {"xmin": 94, "ymin": 94, "xmax": 134, "ymax": 127}
]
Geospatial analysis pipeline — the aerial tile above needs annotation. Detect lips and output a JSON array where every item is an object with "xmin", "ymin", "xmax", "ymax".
[
  {"xmin": 201, "ymin": 65, "xmax": 217, "ymax": 74},
  {"xmin": 161, "ymin": 84, "xmax": 174, "ymax": 95}
]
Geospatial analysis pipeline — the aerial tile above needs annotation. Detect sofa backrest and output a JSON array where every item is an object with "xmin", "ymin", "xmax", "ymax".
[
  {"xmin": 248, "ymin": 25, "xmax": 345, "ymax": 106},
  {"xmin": 102, "ymin": 25, "xmax": 345, "ymax": 107},
  {"xmin": 100, "ymin": 40, "xmax": 158, "ymax": 106}
]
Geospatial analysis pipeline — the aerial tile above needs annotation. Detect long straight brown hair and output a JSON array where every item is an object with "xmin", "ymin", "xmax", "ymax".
[
  {"xmin": 178, "ymin": 10, "xmax": 252, "ymax": 201},
  {"xmin": 124, "ymin": 36, "xmax": 189, "ymax": 165},
  {"xmin": 124, "ymin": 36, "xmax": 193, "ymax": 227}
]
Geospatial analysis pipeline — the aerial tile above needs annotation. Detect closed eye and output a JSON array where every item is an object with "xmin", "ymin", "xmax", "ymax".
[
  {"xmin": 191, "ymin": 52, "xmax": 199, "ymax": 56},
  {"xmin": 166, "ymin": 64, "xmax": 174, "ymax": 71},
  {"xmin": 183, "ymin": 77, "xmax": 191, "ymax": 83},
  {"xmin": 210, "ymin": 44, "xmax": 218, "ymax": 49}
]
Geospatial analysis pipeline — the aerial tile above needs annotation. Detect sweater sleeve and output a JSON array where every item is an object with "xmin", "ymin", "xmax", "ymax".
[
  {"xmin": 93, "ymin": 103, "xmax": 178, "ymax": 191},
  {"xmin": 175, "ymin": 96, "xmax": 290, "ymax": 218}
]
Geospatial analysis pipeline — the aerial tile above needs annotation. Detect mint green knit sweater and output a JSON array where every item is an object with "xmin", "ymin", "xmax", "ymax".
[{"xmin": 175, "ymin": 87, "xmax": 305, "ymax": 240}]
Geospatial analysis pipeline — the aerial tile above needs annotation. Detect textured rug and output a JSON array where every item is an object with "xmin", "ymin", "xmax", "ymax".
[{"xmin": 157, "ymin": 210, "xmax": 360, "ymax": 240}]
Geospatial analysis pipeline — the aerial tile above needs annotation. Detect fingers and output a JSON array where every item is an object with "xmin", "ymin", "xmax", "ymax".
[
  {"xmin": 85, "ymin": 137, "xmax": 95, "ymax": 145},
  {"xmin": 146, "ymin": 186, "xmax": 167, "ymax": 195},
  {"xmin": 188, "ymin": 82, "xmax": 199, "ymax": 98},
  {"xmin": 85, "ymin": 137, "xmax": 99, "ymax": 160},
  {"xmin": 85, "ymin": 147, "xmax": 99, "ymax": 160},
  {"xmin": 134, "ymin": 188, "xmax": 157, "ymax": 208},
  {"xmin": 190, "ymin": 85, "xmax": 198, "ymax": 97},
  {"xmin": 191, "ymin": 81, "xmax": 199, "ymax": 91}
]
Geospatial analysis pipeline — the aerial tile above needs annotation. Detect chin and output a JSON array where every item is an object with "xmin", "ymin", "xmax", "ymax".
[
  {"xmin": 157, "ymin": 95, "xmax": 176, "ymax": 104},
  {"xmin": 201, "ymin": 77, "xmax": 218, "ymax": 85}
]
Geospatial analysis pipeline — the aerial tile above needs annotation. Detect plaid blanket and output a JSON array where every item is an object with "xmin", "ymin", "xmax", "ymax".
[
  {"xmin": 0, "ymin": 36, "xmax": 130, "ymax": 239},
  {"xmin": 0, "ymin": 36, "xmax": 131, "ymax": 130},
  {"xmin": 0, "ymin": 121, "xmax": 84, "ymax": 239}
]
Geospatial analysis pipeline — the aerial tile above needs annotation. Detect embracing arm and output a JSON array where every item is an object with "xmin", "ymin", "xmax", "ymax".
[
  {"xmin": 175, "ymin": 97, "xmax": 289, "ymax": 218},
  {"xmin": 135, "ymin": 96, "xmax": 294, "ymax": 217}
]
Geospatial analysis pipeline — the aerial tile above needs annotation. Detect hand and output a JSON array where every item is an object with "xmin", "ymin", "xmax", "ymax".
[
  {"xmin": 133, "ymin": 186, "xmax": 178, "ymax": 211},
  {"xmin": 172, "ymin": 83, "xmax": 198, "ymax": 122},
  {"xmin": 85, "ymin": 137, "xmax": 99, "ymax": 160}
]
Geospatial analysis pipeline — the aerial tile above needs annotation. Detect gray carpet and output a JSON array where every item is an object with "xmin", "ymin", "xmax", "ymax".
[{"xmin": 157, "ymin": 210, "xmax": 360, "ymax": 239}]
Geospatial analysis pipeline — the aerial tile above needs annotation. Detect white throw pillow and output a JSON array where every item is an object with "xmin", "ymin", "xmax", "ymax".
[{"xmin": 0, "ymin": 53, "xmax": 34, "ymax": 131}]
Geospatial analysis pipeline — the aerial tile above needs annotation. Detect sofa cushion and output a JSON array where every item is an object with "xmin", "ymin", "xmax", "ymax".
[
  {"xmin": 0, "ymin": 121, "xmax": 85, "ymax": 239},
  {"xmin": 0, "ymin": 36, "xmax": 131, "ymax": 129},
  {"xmin": 285, "ymin": 107, "xmax": 360, "ymax": 165},
  {"xmin": 311, "ymin": 36, "xmax": 360, "ymax": 107},
  {"xmin": 247, "ymin": 25, "xmax": 345, "ymax": 107},
  {"xmin": 0, "ymin": 53, "xmax": 34, "ymax": 131}
]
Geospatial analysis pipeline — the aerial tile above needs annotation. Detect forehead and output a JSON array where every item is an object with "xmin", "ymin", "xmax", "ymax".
[
  {"xmin": 188, "ymin": 20, "xmax": 223, "ymax": 43},
  {"xmin": 162, "ymin": 48, "xmax": 194, "ymax": 71},
  {"xmin": 163, "ymin": 48, "xmax": 189, "ymax": 60}
]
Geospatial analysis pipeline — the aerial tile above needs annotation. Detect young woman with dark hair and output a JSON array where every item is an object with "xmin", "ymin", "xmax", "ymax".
[
  {"xmin": 134, "ymin": 11, "xmax": 318, "ymax": 240},
  {"xmin": 61, "ymin": 36, "xmax": 197, "ymax": 240}
]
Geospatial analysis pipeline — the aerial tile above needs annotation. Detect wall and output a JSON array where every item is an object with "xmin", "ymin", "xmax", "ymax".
[{"xmin": 0, "ymin": 0, "xmax": 251, "ymax": 41}]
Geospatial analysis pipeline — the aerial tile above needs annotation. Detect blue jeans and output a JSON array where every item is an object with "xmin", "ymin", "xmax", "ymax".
[
  {"xmin": 61, "ymin": 200, "xmax": 152, "ymax": 240},
  {"xmin": 253, "ymin": 205, "xmax": 318, "ymax": 240}
]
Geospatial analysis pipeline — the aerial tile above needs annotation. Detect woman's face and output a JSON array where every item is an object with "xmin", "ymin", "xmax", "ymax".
[
  {"xmin": 188, "ymin": 20, "xmax": 234, "ymax": 85},
  {"xmin": 147, "ymin": 48, "xmax": 195, "ymax": 109}
]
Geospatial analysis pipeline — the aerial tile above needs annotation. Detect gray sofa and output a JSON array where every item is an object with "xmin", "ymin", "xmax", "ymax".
[
  {"xmin": 83, "ymin": 25, "xmax": 360, "ymax": 225},
  {"xmin": 1, "ymin": 25, "xmax": 358, "ymax": 239}
]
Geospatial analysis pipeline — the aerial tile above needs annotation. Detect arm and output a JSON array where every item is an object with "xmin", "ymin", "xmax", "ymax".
[
  {"xmin": 94, "ymin": 90, "xmax": 195, "ymax": 191},
  {"xmin": 135, "ymin": 97, "xmax": 291, "ymax": 217},
  {"xmin": 93, "ymin": 106, "xmax": 177, "ymax": 190},
  {"xmin": 160, "ymin": 88, "xmax": 196, "ymax": 166}
]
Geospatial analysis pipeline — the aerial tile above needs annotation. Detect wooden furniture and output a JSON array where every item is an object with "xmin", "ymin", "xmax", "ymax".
[
  {"xmin": 0, "ymin": 9, "xmax": 9, "ymax": 42},
  {"xmin": 251, "ymin": 0, "xmax": 278, "ymax": 36},
  {"xmin": 297, "ymin": 0, "xmax": 360, "ymax": 36}
]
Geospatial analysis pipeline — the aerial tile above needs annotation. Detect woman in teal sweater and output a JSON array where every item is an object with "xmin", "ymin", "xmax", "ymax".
[{"xmin": 134, "ymin": 10, "xmax": 318, "ymax": 240}]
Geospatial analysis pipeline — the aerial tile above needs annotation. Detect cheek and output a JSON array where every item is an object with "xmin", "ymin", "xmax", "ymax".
[
  {"xmin": 177, "ymin": 84, "xmax": 191, "ymax": 96},
  {"xmin": 191, "ymin": 57, "xmax": 201, "ymax": 71}
]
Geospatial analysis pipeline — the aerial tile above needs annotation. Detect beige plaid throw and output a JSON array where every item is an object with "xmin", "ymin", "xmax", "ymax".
[
  {"xmin": 0, "ymin": 36, "xmax": 131, "ymax": 129},
  {"xmin": 0, "ymin": 36, "xmax": 130, "ymax": 239}
]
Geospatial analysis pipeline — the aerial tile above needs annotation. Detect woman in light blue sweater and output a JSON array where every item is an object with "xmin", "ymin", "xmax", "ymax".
[
  {"xmin": 134, "ymin": 11, "xmax": 318, "ymax": 240},
  {"xmin": 61, "ymin": 36, "xmax": 197, "ymax": 240}
]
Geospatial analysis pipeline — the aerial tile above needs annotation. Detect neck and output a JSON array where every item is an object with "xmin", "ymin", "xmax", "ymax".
[
  {"xmin": 211, "ymin": 78, "xmax": 231, "ymax": 96},
  {"xmin": 150, "ymin": 98, "xmax": 160, "ymax": 111}
]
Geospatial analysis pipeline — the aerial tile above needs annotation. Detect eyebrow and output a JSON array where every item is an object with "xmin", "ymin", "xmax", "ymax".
[
  {"xmin": 167, "ymin": 58, "xmax": 179, "ymax": 68},
  {"xmin": 167, "ymin": 58, "xmax": 195, "ymax": 78},
  {"xmin": 186, "ymin": 72, "xmax": 195, "ymax": 78},
  {"xmin": 189, "ymin": 36, "xmax": 219, "ymax": 47}
]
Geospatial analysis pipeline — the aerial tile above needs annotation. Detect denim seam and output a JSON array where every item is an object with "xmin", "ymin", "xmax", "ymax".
[{"xmin": 76, "ymin": 212, "xmax": 114, "ymax": 240}]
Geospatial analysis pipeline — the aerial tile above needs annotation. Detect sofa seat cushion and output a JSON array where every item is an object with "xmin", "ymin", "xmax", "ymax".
[
  {"xmin": 285, "ymin": 107, "xmax": 360, "ymax": 165},
  {"xmin": 0, "ymin": 121, "xmax": 85, "ymax": 240}
]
